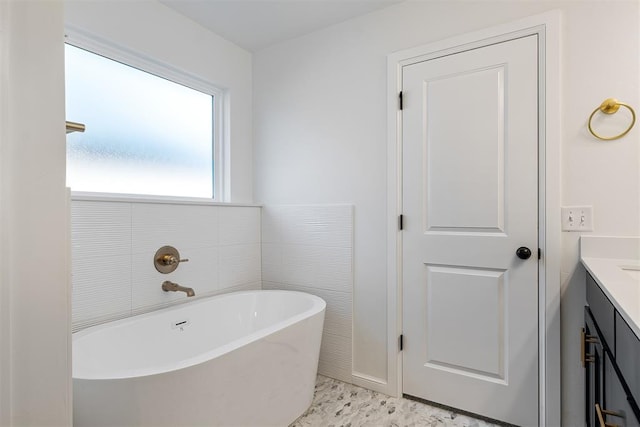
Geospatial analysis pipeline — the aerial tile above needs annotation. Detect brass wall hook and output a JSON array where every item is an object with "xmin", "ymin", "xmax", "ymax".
[{"xmin": 588, "ymin": 98, "xmax": 636, "ymax": 141}]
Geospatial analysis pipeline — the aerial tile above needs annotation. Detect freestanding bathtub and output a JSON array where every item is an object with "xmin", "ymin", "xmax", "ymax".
[{"xmin": 73, "ymin": 290, "xmax": 326, "ymax": 426}]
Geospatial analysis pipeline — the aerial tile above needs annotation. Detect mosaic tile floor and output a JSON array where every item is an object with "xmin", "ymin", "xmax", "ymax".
[{"xmin": 291, "ymin": 375, "xmax": 501, "ymax": 427}]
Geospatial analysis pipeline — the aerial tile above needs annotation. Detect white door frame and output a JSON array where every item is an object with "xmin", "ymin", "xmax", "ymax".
[{"xmin": 385, "ymin": 11, "xmax": 561, "ymax": 426}]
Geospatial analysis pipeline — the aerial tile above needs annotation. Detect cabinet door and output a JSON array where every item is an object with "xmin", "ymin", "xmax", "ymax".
[
  {"xmin": 616, "ymin": 311, "xmax": 640, "ymax": 406},
  {"xmin": 586, "ymin": 309, "xmax": 604, "ymax": 427},
  {"xmin": 604, "ymin": 351, "xmax": 640, "ymax": 427},
  {"xmin": 587, "ymin": 274, "xmax": 615, "ymax": 353}
]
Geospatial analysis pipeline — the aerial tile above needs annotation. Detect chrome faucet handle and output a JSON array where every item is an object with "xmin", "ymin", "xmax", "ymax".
[{"xmin": 154, "ymin": 246, "xmax": 188, "ymax": 274}]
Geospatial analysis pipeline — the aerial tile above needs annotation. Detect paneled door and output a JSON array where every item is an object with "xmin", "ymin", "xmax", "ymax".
[{"xmin": 402, "ymin": 35, "xmax": 539, "ymax": 426}]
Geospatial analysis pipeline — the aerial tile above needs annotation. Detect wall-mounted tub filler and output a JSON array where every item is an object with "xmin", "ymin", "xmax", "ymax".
[
  {"xmin": 154, "ymin": 245, "xmax": 189, "ymax": 274},
  {"xmin": 162, "ymin": 280, "xmax": 195, "ymax": 297}
]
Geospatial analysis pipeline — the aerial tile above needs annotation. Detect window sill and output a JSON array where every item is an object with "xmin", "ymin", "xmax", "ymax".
[{"xmin": 70, "ymin": 191, "xmax": 262, "ymax": 208}]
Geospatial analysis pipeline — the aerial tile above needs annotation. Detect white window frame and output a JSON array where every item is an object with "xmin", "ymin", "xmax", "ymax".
[{"xmin": 64, "ymin": 28, "xmax": 226, "ymax": 202}]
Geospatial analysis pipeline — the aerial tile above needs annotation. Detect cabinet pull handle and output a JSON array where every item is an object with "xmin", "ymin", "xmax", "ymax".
[
  {"xmin": 596, "ymin": 403, "xmax": 624, "ymax": 427},
  {"xmin": 581, "ymin": 328, "xmax": 598, "ymax": 367}
]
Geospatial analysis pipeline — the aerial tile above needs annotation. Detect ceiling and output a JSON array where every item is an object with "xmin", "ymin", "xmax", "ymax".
[{"xmin": 160, "ymin": 0, "xmax": 403, "ymax": 52}]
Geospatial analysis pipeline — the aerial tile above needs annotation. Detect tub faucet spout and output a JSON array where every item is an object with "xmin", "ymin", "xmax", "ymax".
[{"xmin": 162, "ymin": 281, "xmax": 195, "ymax": 297}]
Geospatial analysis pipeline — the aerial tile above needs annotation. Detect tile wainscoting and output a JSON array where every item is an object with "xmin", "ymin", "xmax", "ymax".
[
  {"xmin": 72, "ymin": 200, "xmax": 353, "ymax": 385},
  {"xmin": 262, "ymin": 205, "xmax": 354, "ymax": 382},
  {"xmin": 71, "ymin": 199, "xmax": 261, "ymax": 331}
]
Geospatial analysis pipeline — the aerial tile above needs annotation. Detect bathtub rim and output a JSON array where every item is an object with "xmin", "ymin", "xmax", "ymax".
[{"xmin": 72, "ymin": 289, "xmax": 326, "ymax": 380}]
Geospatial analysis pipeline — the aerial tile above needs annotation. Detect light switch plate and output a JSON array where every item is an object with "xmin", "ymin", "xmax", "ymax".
[{"xmin": 561, "ymin": 206, "xmax": 593, "ymax": 231}]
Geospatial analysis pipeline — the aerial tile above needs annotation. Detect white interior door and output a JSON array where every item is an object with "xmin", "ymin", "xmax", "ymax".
[{"xmin": 402, "ymin": 35, "xmax": 539, "ymax": 426}]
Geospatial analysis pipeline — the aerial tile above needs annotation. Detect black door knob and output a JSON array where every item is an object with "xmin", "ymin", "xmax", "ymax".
[{"xmin": 516, "ymin": 247, "xmax": 532, "ymax": 260}]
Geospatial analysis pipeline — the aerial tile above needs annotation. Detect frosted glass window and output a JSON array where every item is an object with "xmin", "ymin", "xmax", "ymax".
[{"xmin": 65, "ymin": 44, "xmax": 214, "ymax": 198}]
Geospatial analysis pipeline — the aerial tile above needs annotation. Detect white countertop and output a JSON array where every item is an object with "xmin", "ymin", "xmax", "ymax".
[{"xmin": 581, "ymin": 236, "xmax": 640, "ymax": 338}]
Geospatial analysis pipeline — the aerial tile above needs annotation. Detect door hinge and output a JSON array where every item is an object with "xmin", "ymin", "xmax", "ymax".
[
  {"xmin": 399, "ymin": 91, "xmax": 403, "ymax": 110},
  {"xmin": 399, "ymin": 214, "xmax": 404, "ymax": 230},
  {"xmin": 538, "ymin": 248, "xmax": 541, "ymax": 260},
  {"xmin": 399, "ymin": 334, "xmax": 404, "ymax": 351}
]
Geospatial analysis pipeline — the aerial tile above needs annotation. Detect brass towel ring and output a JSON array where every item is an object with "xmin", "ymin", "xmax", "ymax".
[{"xmin": 588, "ymin": 98, "xmax": 636, "ymax": 141}]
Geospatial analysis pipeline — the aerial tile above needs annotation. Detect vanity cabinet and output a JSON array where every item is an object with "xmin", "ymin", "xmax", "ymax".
[{"xmin": 585, "ymin": 273, "xmax": 640, "ymax": 427}]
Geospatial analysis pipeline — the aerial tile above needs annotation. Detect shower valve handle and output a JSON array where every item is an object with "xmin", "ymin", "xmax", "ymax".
[
  {"xmin": 154, "ymin": 246, "xmax": 188, "ymax": 274},
  {"xmin": 160, "ymin": 255, "xmax": 189, "ymax": 265}
]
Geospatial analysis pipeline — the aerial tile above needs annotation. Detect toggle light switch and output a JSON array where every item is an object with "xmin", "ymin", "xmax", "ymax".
[{"xmin": 561, "ymin": 206, "xmax": 593, "ymax": 231}]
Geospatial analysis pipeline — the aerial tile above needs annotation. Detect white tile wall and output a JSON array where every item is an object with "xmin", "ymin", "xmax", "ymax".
[
  {"xmin": 219, "ymin": 244, "xmax": 261, "ymax": 288},
  {"xmin": 72, "ymin": 201, "xmax": 352, "ymax": 382},
  {"xmin": 71, "ymin": 200, "xmax": 261, "ymax": 330},
  {"xmin": 262, "ymin": 205, "xmax": 353, "ymax": 383},
  {"xmin": 219, "ymin": 207, "xmax": 261, "ymax": 245},
  {"xmin": 71, "ymin": 202, "xmax": 132, "ymax": 260},
  {"xmin": 71, "ymin": 202, "xmax": 133, "ymax": 325}
]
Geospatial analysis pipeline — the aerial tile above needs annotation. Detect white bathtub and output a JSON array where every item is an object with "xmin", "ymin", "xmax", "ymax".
[{"xmin": 73, "ymin": 290, "xmax": 326, "ymax": 427}]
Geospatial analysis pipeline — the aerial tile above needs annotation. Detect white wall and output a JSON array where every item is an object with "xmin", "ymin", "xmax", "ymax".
[
  {"xmin": 71, "ymin": 200, "xmax": 261, "ymax": 331},
  {"xmin": 253, "ymin": 1, "xmax": 639, "ymax": 425},
  {"xmin": 65, "ymin": 0, "xmax": 254, "ymax": 203},
  {"xmin": 0, "ymin": 1, "xmax": 71, "ymax": 424}
]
